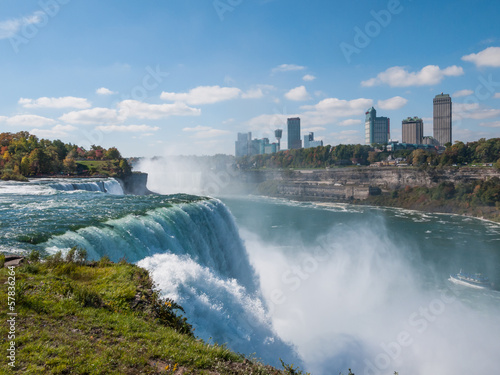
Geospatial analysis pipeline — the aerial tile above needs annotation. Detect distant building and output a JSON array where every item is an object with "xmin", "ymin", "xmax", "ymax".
[
  {"xmin": 387, "ymin": 140, "xmax": 437, "ymax": 152},
  {"xmin": 235, "ymin": 132, "xmax": 251, "ymax": 157},
  {"xmin": 433, "ymin": 93, "xmax": 452, "ymax": 146},
  {"xmin": 422, "ymin": 136, "xmax": 440, "ymax": 146},
  {"xmin": 365, "ymin": 107, "xmax": 390, "ymax": 145},
  {"xmin": 287, "ymin": 117, "xmax": 302, "ymax": 149},
  {"xmin": 274, "ymin": 129, "xmax": 283, "ymax": 151},
  {"xmin": 402, "ymin": 117, "xmax": 424, "ymax": 145},
  {"xmin": 303, "ymin": 132, "xmax": 323, "ymax": 148},
  {"xmin": 235, "ymin": 133, "xmax": 279, "ymax": 156}
]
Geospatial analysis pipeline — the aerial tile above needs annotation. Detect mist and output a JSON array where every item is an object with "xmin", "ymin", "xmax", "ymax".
[
  {"xmin": 136, "ymin": 155, "xmax": 250, "ymax": 196},
  {"xmin": 137, "ymin": 157, "xmax": 500, "ymax": 374},
  {"xmin": 241, "ymin": 218, "xmax": 500, "ymax": 374}
]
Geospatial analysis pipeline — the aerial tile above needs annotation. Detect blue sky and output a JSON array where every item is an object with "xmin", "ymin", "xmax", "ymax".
[{"xmin": 0, "ymin": 0, "xmax": 499, "ymax": 157}]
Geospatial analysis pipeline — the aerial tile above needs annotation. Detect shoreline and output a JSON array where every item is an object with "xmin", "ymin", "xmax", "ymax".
[{"xmin": 254, "ymin": 193, "xmax": 500, "ymax": 225}]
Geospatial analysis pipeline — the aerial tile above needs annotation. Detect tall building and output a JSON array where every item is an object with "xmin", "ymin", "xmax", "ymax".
[
  {"xmin": 287, "ymin": 117, "xmax": 302, "ymax": 149},
  {"xmin": 402, "ymin": 117, "xmax": 424, "ymax": 144},
  {"xmin": 235, "ymin": 132, "xmax": 279, "ymax": 156},
  {"xmin": 365, "ymin": 107, "xmax": 390, "ymax": 145},
  {"xmin": 275, "ymin": 129, "xmax": 283, "ymax": 151},
  {"xmin": 422, "ymin": 136, "xmax": 440, "ymax": 146},
  {"xmin": 303, "ymin": 132, "xmax": 323, "ymax": 148},
  {"xmin": 433, "ymin": 93, "xmax": 452, "ymax": 146},
  {"xmin": 235, "ymin": 132, "xmax": 251, "ymax": 157}
]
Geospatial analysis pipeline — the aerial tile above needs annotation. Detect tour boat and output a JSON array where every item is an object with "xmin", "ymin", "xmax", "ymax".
[{"xmin": 449, "ymin": 270, "xmax": 492, "ymax": 289}]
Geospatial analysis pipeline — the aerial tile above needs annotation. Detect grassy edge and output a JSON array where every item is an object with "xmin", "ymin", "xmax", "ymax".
[{"xmin": 0, "ymin": 252, "xmax": 309, "ymax": 375}]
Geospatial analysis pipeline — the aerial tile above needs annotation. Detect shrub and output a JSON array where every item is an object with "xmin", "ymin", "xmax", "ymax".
[
  {"xmin": 98, "ymin": 255, "xmax": 113, "ymax": 267},
  {"xmin": 27, "ymin": 250, "xmax": 41, "ymax": 263},
  {"xmin": 73, "ymin": 285, "xmax": 102, "ymax": 308},
  {"xmin": 45, "ymin": 251, "xmax": 64, "ymax": 267}
]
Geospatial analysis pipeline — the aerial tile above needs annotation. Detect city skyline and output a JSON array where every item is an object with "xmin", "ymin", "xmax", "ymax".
[{"xmin": 0, "ymin": 1, "xmax": 499, "ymax": 157}]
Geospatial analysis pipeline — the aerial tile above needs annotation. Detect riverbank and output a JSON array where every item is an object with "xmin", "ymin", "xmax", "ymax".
[
  {"xmin": 0, "ymin": 253, "xmax": 300, "ymax": 374},
  {"xmin": 247, "ymin": 167, "xmax": 500, "ymax": 223},
  {"xmin": 255, "ymin": 190, "xmax": 500, "ymax": 224}
]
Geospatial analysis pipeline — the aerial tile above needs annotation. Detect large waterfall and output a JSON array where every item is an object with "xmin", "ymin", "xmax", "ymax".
[{"xmin": 43, "ymin": 198, "xmax": 300, "ymax": 366}]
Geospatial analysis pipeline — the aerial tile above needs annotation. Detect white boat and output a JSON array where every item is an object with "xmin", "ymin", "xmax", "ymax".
[{"xmin": 449, "ymin": 270, "xmax": 492, "ymax": 289}]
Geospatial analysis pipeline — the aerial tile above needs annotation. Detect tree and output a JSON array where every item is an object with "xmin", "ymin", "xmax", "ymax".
[
  {"xmin": 119, "ymin": 159, "xmax": 132, "ymax": 176},
  {"xmin": 105, "ymin": 147, "xmax": 121, "ymax": 160},
  {"xmin": 63, "ymin": 155, "xmax": 77, "ymax": 174}
]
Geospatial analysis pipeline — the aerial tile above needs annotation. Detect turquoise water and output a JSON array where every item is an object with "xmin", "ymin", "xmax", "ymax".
[{"xmin": 1, "ymin": 178, "xmax": 500, "ymax": 374}]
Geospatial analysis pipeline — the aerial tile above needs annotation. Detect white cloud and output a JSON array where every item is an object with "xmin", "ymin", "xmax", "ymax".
[
  {"xmin": 95, "ymin": 124, "xmax": 160, "ymax": 133},
  {"xmin": 0, "ymin": 11, "xmax": 44, "ymax": 39},
  {"xmin": 30, "ymin": 125, "xmax": 77, "ymax": 138},
  {"xmin": 96, "ymin": 87, "xmax": 117, "ymax": 95},
  {"xmin": 377, "ymin": 96, "xmax": 408, "ymax": 110},
  {"xmin": 19, "ymin": 96, "xmax": 91, "ymax": 109},
  {"xmin": 0, "ymin": 114, "xmax": 56, "ymax": 127},
  {"xmin": 494, "ymin": 93, "xmax": 500, "ymax": 99},
  {"xmin": 161, "ymin": 85, "xmax": 241, "ymax": 105},
  {"xmin": 245, "ymin": 113, "xmax": 292, "ymax": 134},
  {"xmin": 339, "ymin": 119, "xmax": 362, "ymax": 127},
  {"xmin": 242, "ymin": 88, "xmax": 264, "ymax": 99},
  {"xmin": 182, "ymin": 126, "xmax": 212, "ymax": 132},
  {"xmin": 118, "ymin": 100, "xmax": 200, "ymax": 120},
  {"xmin": 182, "ymin": 126, "xmax": 230, "ymax": 139},
  {"xmin": 479, "ymin": 121, "xmax": 500, "ymax": 128},
  {"xmin": 361, "ymin": 65, "xmax": 464, "ymax": 87},
  {"xmin": 285, "ymin": 86, "xmax": 311, "ymax": 101},
  {"xmin": 301, "ymin": 97, "xmax": 373, "ymax": 125},
  {"xmin": 272, "ymin": 64, "xmax": 306, "ymax": 73},
  {"xmin": 454, "ymin": 103, "xmax": 500, "ymax": 120},
  {"xmin": 241, "ymin": 84, "xmax": 275, "ymax": 99},
  {"xmin": 462, "ymin": 47, "xmax": 500, "ymax": 68},
  {"xmin": 302, "ymin": 127, "xmax": 326, "ymax": 133},
  {"xmin": 452, "ymin": 89, "xmax": 474, "ymax": 98},
  {"xmin": 59, "ymin": 107, "xmax": 120, "ymax": 125},
  {"xmin": 328, "ymin": 130, "xmax": 362, "ymax": 145},
  {"xmin": 303, "ymin": 74, "xmax": 316, "ymax": 82}
]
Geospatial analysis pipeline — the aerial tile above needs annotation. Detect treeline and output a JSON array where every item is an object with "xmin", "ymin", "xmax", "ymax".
[
  {"xmin": 236, "ymin": 138, "xmax": 500, "ymax": 169},
  {"xmin": 237, "ymin": 144, "xmax": 372, "ymax": 169},
  {"xmin": 0, "ymin": 131, "xmax": 131, "ymax": 180},
  {"xmin": 366, "ymin": 178, "xmax": 500, "ymax": 222},
  {"xmin": 410, "ymin": 138, "xmax": 500, "ymax": 167}
]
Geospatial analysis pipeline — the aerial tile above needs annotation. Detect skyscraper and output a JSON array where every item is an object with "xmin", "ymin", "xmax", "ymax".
[
  {"xmin": 365, "ymin": 107, "xmax": 390, "ymax": 145},
  {"xmin": 433, "ymin": 93, "xmax": 452, "ymax": 146},
  {"xmin": 402, "ymin": 117, "xmax": 424, "ymax": 144},
  {"xmin": 303, "ymin": 132, "xmax": 323, "ymax": 148},
  {"xmin": 275, "ymin": 129, "xmax": 282, "ymax": 151},
  {"xmin": 235, "ymin": 132, "xmax": 251, "ymax": 157},
  {"xmin": 287, "ymin": 117, "xmax": 302, "ymax": 149}
]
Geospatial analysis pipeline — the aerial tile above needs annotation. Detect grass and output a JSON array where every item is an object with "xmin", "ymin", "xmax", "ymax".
[{"xmin": 0, "ymin": 253, "xmax": 298, "ymax": 374}]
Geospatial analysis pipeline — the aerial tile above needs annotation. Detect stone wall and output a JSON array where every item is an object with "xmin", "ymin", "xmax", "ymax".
[
  {"xmin": 118, "ymin": 172, "xmax": 155, "ymax": 195},
  {"xmin": 243, "ymin": 167, "xmax": 500, "ymax": 201}
]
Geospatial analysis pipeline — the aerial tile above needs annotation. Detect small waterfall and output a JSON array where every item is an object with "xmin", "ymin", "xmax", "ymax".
[{"xmin": 49, "ymin": 179, "xmax": 124, "ymax": 195}]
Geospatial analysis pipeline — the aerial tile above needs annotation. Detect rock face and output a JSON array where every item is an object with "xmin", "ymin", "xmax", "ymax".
[
  {"xmin": 241, "ymin": 167, "xmax": 500, "ymax": 201},
  {"xmin": 119, "ymin": 172, "xmax": 155, "ymax": 195},
  {"xmin": 3, "ymin": 256, "xmax": 25, "ymax": 267}
]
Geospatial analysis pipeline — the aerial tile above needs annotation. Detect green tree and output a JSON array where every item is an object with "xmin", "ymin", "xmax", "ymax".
[{"xmin": 105, "ymin": 147, "xmax": 122, "ymax": 160}]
